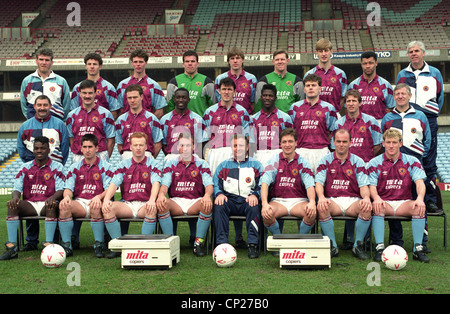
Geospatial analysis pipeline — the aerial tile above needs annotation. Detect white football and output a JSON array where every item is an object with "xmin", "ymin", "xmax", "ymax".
[
  {"xmin": 41, "ymin": 244, "xmax": 66, "ymax": 268},
  {"xmin": 213, "ymin": 243, "xmax": 237, "ymax": 267},
  {"xmin": 382, "ymin": 245, "xmax": 408, "ymax": 270}
]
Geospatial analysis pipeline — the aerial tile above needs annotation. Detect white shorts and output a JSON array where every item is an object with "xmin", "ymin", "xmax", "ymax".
[
  {"xmin": 73, "ymin": 198, "xmax": 92, "ymax": 218},
  {"xmin": 171, "ymin": 197, "xmax": 202, "ymax": 214},
  {"xmin": 121, "ymin": 151, "xmax": 153, "ymax": 160},
  {"xmin": 121, "ymin": 200, "xmax": 146, "ymax": 218},
  {"xmin": 385, "ymin": 200, "xmax": 411, "ymax": 215},
  {"xmin": 271, "ymin": 197, "xmax": 308, "ymax": 215},
  {"xmin": 329, "ymin": 197, "xmax": 361, "ymax": 215},
  {"xmin": 72, "ymin": 150, "xmax": 110, "ymax": 163},
  {"xmin": 207, "ymin": 147, "xmax": 232, "ymax": 176},
  {"xmin": 254, "ymin": 149, "xmax": 282, "ymax": 167},
  {"xmin": 295, "ymin": 147, "xmax": 329, "ymax": 174},
  {"xmin": 27, "ymin": 201, "xmax": 46, "ymax": 216}
]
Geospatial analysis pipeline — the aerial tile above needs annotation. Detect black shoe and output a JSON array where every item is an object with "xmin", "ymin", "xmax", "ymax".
[
  {"xmin": 235, "ymin": 236, "xmax": 248, "ymax": 249},
  {"xmin": 426, "ymin": 201, "xmax": 442, "ymax": 214},
  {"xmin": 21, "ymin": 243, "xmax": 38, "ymax": 252},
  {"xmin": 421, "ymin": 244, "xmax": 431, "ymax": 254},
  {"xmin": 248, "ymin": 244, "xmax": 259, "ymax": 259},
  {"xmin": 61, "ymin": 242, "xmax": 73, "ymax": 257},
  {"xmin": 373, "ymin": 243, "xmax": 385, "ymax": 262},
  {"xmin": 0, "ymin": 243, "xmax": 18, "ymax": 260},
  {"xmin": 107, "ymin": 250, "xmax": 121, "ymax": 259},
  {"xmin": 193, "ymin": 238, "xmax": 206, "ymax": 257},
  {"xmin": 341, "ymin": 241, "xmax": 353, "ymax": 250},
  {"xmin": 352, "ymin": 241, "xmax": 369, "ymax": 260},
  {"xmin": 413, "ymin": 244, "xmax": 430, "ymax": 263},
  {"xmin": 71, "ymin": 235, "xmax": 80, "ymax": 250},
  {"xmin": 94, "ymin": 241, "xmax": 105, "ymax": 258},
  {"xmin": 330, "ymin": 246, "xmax": 339, "ymax": 258}
]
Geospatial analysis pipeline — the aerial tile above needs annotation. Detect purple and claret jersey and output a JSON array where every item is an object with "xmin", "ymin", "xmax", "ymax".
[
  {"xmin": 347, "ymin": 74, "xmax": 395, "ymax": 120},
  {"xmin": 315, "ymin": 152, "xmax": 369, "ymax": 198},
  {"xmin": 160, "ymin": 109, "xmax": 207, "ymax": 155},
  {"xmin": 289, "ymin": 99, "xmax": 337, "ymax": 149},
  {"xmin": 161, "ymin": 155, "xmax": 213, "ymax": 199},
  {"xmin": 65, "ymin": 157, "xmax": 113, "ymax": 199},
  {"xmin": 251, "ymin": 108, "xmax": 293, "ymax": 150},
  {"xmin": 66, "ymin": 104, "xmax": 115, "ymax": 155},
  {"xmin": 111, "ymin": 156, "xmax": 162, "ymax": 202},
  {"xmin": 330, "ymin": 112, "xmax": 382, "ymax": 163},
  {"xmin": 116, "ymin": 75, "xmax": 167, "ymax": 114},
  {"xmin": 71, "ymin": 77, "xmax": 121, "ymax": 112},
  {"xmin": 14, "ymin": 159, "xmax": 65, "ymax": 202},
  {"xmin": 261, "ymin": 152, "xmax": 315, "ymax": 199},
  {"xmin": 203, "ymin": 102, "xmax": 251, "ymax": 149},
  {"xmin": 367, "ymin": 152, "xmax": 426, "ymax": 201},
  {"xmin": 215, "ymin": 70, "xmax": 257, "ymax": 114},
  {"xmin": 115, "ymin": 109, "xmax": 163, "ymax": 155},
  {"xmin": 304, "ymin": 65, "xmax": 347, "ymax": 112}
]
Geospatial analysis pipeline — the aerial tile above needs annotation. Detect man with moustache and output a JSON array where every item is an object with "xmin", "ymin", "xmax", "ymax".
[{"xmin": 66, "ymin": 80, "xmax": 116, "ymax": 163}]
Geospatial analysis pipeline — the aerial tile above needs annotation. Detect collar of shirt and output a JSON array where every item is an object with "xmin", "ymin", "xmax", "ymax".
[
  {"xmin": 383, "ymin": 152, "xmax": 402, "ymax": 164},
  {"xmin": 407, "ymin": 61, "xmax": 429, "ymax": 74},
  {"xmin": 131, "ymin": 156, "xmax": 148, "ymax": 166},
  {"xmin": 82, "ymin": 156, "xmax": 100, "ymax": 169},
  {"xmin": 177, "ymin": 154, "xmax": 196, "ymax": 166},
  {"xmin": 260, "ymin": 107, "xmax": 278, "ymax": 117},
  {"xmin": 81, "ymin": 103, "xmax": 100, "ymax": 113},
  {"xmin": 316, "ymin": 64, "xmax": 334, "ymax": 74},
  {"xmin": 32, "ymin": 70, "xmax": 56, "ymax": 80},
  {"xmin": 218, "ymin": 101, "xmax": 237, "ymax": 111},
  {"xmin": 172, "ymin": 108, "xmax": 191, "ymax": 118},
  {"xmin": 333, "ymin": 151, "xmax": 351, "ymax": 165},
  {"xmin": 360, "ymin": 74, "xmax": 379, "ymax": 84},
  {"xmin": 393, "ymin": 104, "xmax": 415, "ymax": 116},
  {"xmin": 130, "ymin": 75, "xmax": 149, "ymax": 84},
  {"xmin": 228, "ymin": 70, "xmax": 245, "ymax": 79},
  {"xmin": 279, "ymin": 152, "xmax": 299, "ymax": 163},
  {"xmin": 345, "ymin": 111, "xmax": 363, "ymax": 122},
  {"xmin": 33, "ymin": 158, "xmax": 52, "ymax": 169},
  {"xmin": 34, "ymin": 113, "xmax": 52, "ymax": 123}
]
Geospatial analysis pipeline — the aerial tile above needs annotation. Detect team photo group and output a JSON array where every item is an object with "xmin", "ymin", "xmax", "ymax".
[{"xmin": 0, "ymin": 37, "xmax": 444, "ymax": 266}]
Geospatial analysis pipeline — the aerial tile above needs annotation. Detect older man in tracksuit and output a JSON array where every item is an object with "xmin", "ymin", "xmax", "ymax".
[{"xmin": 213, "ymin": 134, "xmax": 264, "ymax": 259}]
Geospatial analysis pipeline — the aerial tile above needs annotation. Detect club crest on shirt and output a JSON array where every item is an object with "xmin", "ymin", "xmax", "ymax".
[
  {"xmin": 93, "ymin": 173, "xmax": 100, "ymax": 180},
  {"xmin": 245, "ymin": 177, "xmax": 252, "ymax": 183},
  {"xmin": 398, "ymin": 168, "xmax": 406, "ymax": 175},
  {"xmin": 191, "ymin": 170, "xmax": 198, "ymax": 177},
  {"xmin": 142, "ymin": 172, "xmax": 149, "ymax": 179}
]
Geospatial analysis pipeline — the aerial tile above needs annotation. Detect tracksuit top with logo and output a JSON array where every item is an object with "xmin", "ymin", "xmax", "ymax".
[
  {"xmin": 304, "ymin": 65, "xmax": 348, "ymax": 112},
  {"xmin": 255, "ymin": 71, "xmax": 304, "ymax": 114},
  {"xmin": 213, "ymin": 157, "xmax": 264, "ymax": 200},
  {"xmin": 116, "ymin": 75, "xmax": 167, "ymax": 114},
  {"xmin": 17, "ymin": 114, "xmax": 70, "ymax": 165},
  {"xmin": 381, "ymin": 106, "xmax": 431, "ymax": 159},
  {"xmin": 215, "ymin": 70, "xmax": 258, "ymax": 114},
  {"xmin": 65, "ymin": 157, "xmax": 113, "ymax": 199},
  {"xmin": 71, "ymin": 77, "xmax": 121, "ymax": 112},
  {"xmin": 251, "ymin": 108, "xmax": 293, "ymax": 150},
  {"xmin": 160, "ymin": 109, "xmax": 208, "ymax": 155},
  {"xmin": 115, "ymin": 109, "xmax": 163, "ymax": 155},
  {"xmin": 20, "ymin": 70, "xmax": 71, "ymax": 120},
  {"xmin": 330, "ymin": 112, "xmax": 383, "ymax": 162},
  {"xmin": 166, "ymin": 73, "xmax": 215, "ymax": 116},
  {"xmin": 66, "ymin": 104, "xmax": 116, "ymax": 155},
  {"xmin": 161, "ymin": 155, "xmax": 213, "ymax": 199},
  {"xmin": 347, "ymin": 74, "xmax": 395, "ymax": 120},
  {"xmin": 315, "ymin": 152, "xmax": 369, "ymax": 198},
  {"xmin": 111, "ymin": 156, "xmax": 162, "ymax": 202},
  {"xmin": 261, "ymin": 152, "xmax": 315, "ymax": 199},
  {"xmin": 367, "ymin": 152, "xmax": 426, "ymax": 201},
  {"xmin": 14, "ymin": 159, "xmax": 65, "ymax": 202},
  {"xmin": 289, "ymin": 99, "xmax": 338, "ymax": 149},
  {"xmin": 203, "ymin": 102, "xmax": 251, "ymax": 149},
  {"xmin": 396, "ymin": 62, "xmax": 444, "ymax": 118}
]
